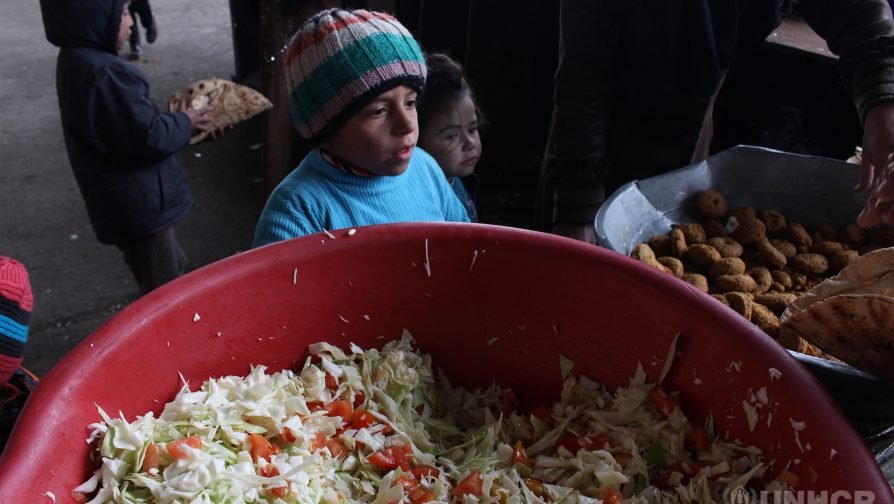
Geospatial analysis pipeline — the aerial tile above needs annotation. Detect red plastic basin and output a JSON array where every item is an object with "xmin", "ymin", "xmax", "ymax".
[{"xmin": 0, "ymin": 223, "xmax": 889, "ymax": 500}]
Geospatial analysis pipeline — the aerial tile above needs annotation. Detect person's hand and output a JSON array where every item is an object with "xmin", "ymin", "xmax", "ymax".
[
  {"xmin": 552, "ymin": 223, "xmax": 597, "ymax": 244},
  {"xmin": 179, "ymin": 102, "xmax": 214, "ymax": 132},
  {"xmin": 856, "ymin": 101, "xmax": 894, "ymax": 227}
]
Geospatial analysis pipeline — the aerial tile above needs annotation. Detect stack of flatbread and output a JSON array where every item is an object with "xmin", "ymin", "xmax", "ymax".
[
  {"xmin": 168, "ymin": 78, "xmax": 273, "ymax": 144},
  {"xmin": 779, "ymin": 247, "xmax": 894, "ymax": 383}
]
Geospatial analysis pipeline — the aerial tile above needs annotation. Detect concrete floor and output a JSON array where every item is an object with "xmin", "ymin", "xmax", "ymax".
[{"xmin": 0, "ymin": 0, "xmax": 264, "ymax": 376}]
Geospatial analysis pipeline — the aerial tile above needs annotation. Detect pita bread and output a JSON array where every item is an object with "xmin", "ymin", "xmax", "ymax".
[
  {"xmin": 782, "ymin": 247, "xmax": 894, "ymax": 321},
  {"xmin": 168, "ymin": 78, "xmax": 273, "ymax": 144},
  {"xmin": 778, "ymin": 294, "xmax": 894, "ymax": 383},
  {"xmin": 778, "ymin": 247, "xmax": 894, "ymax": 380}
]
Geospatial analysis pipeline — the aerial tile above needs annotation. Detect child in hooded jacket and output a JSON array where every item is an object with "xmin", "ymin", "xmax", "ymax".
[
  {"xmin": 252, "ymin": 8, "xmax": 470, "ymax": 247},
  {"xmin": 39, "ymin": 0, "xmax": 213, "ymax": 294}
]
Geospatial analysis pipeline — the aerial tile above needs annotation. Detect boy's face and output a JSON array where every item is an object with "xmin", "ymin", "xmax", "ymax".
[
  {"xmin": 117, "ymin": 3, "xmax": 133, "ymax": 51},
  {"xmin": 419, "ymin": 93, "xmax": 481, "ymax": 179},
  {"xmin": 322, "ymin": 86, "xmax": 419, "ymax": 176}
]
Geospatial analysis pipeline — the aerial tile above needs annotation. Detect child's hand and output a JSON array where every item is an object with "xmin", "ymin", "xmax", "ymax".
[{"xmin": 179, "ymin": 102, "xmax": 214, "ymax": 132}]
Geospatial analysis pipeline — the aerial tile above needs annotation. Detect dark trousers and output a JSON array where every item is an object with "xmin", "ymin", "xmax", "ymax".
[
  {"xmin": 118, "ymin": 227, "xmax": 187, "ymax": 295},
  {"xmin": 128, "ymin": 0, "xmax": 154, "ymax": 47}
]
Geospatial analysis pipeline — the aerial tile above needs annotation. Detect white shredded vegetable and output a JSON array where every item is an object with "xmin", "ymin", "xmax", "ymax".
[{"xmin": 76, "ymin": 333, "xmax": 789, "ymax": 503}]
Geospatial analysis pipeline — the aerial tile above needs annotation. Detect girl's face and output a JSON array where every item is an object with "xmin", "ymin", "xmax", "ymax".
[
  {"xmin": 117, "ymin": 4, "xmax": 133, "ymax": 51},
  {"xmin": 419, "ymin": 93, "xmax": 481, "ymax": 179},
  {"xmin": 322, "ymin": 85, "xmax": 419, "ymax": 176}
]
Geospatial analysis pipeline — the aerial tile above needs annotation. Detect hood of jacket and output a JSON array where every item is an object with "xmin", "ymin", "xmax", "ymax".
[{"xmin": 40, "ymin": 0, "xmax": 124, "ymax": 53}]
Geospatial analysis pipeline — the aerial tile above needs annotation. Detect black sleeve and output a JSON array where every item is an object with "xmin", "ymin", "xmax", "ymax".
[
  {"xmin": 543, "ymin": 0, "xmax": 620, "ymax": 224},
  {"xmin": 800, "ymin": 0, "xmax": 894, "ymax": 122},
  {"xmin": 94, "ymin": 62, "xmax": 193, "ymax": 165}
]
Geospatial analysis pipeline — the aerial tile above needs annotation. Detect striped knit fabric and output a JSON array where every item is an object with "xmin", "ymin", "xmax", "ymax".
[
  {"xmin": 284, "ymin": 8, "xmax": 426, "ymax": 143},
  {"xmin": 0, "ymin": 257, "xmax": 31, "ymax": 384}
]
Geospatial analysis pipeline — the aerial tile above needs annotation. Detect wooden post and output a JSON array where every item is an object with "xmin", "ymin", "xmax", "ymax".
[{"xmin": 258, "ymin": 1, "xmax": 342, "ymax": 199}]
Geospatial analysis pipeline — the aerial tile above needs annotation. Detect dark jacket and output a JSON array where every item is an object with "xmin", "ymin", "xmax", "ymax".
[
  {"xmin": 40, "ymin": 0, "xmax": 194, "ymax": 245},
  {"xmin": 542, "ymin": 0, "xmax": 894, "ymax": 226}
]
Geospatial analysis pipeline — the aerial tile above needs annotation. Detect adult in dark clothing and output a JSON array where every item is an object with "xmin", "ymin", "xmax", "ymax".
[
  {"xmin": 539, "ymin": 0, "xmax": 894, "ymax": 243},
  {"xmin": 39, "ymin": 0, "xmax": 214, "ymax": 294},
  {"xmin": 127, "ymin": 0, "xmax": 158, "ymax": 60}
]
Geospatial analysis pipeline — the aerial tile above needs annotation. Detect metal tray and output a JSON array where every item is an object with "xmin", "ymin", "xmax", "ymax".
[
  {"xmin": 594, "ymin": 145, "xmax": 894, "ymax": 419},
  {"xmin": 595, "ymin": 145, "xmax": 867, "ymax": 254}
]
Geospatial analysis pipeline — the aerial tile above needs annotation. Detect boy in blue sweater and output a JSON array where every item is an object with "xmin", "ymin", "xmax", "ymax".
[{"xmin": 252, "ymin": 8, "xmax": 470, "ymax": 248}]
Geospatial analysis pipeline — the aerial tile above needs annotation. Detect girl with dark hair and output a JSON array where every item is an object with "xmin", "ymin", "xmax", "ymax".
[{"xmin": 418, "ymin": 53, "xmax": 484, "ymax": 223}]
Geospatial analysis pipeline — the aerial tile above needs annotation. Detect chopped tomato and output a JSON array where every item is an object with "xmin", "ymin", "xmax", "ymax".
[
  {"xmin": 325, "ymin": 373, "xmax": 338, "ymax": 390},
  {"xmin": 367, "ymin": 450, "xmax": 394, "ymax": 470},
  {"xmin": 352, "ymin": 409, "xmax": 378, "ymax": 429},
  {"xmin": 311, "ymin": 432, "xmax": 327, "ymax": 451},
  {"xmin": 394, "ymin": 472, "xmax": 418, "ymax": 492},
  {"xmin": 501, "ymin": 388, "xmax": 519, "ymax": 417},
  {"xmin": 409, "ymin": 486, "xmax": 434, "ymax": 504},
  {"xmin": 601, "ymin": 487, "xmax": 624, "ymax": 504},
  {"xmin": 581, "ymin": 432, "xmax": 611, "ymax": 451},
  {"xmin": 261, "ymin": 466, "xmax": 287, "ymax": 497},
  {"xmin": 267, "ymin": 486, "xmax": 287, "ymax": 498},
  {"xmin": 326, "ymin": 437, "xmax": 348, "ymax": 458},
  {"xmin": 555, "ymin": 434, "xmax": 581, "ymax": 455},
  {"xmin": 306, "ymin": 401, "xmax": 325, "ymax": 412},
  {"xmin": 454, "ymin": 470, "xmax": 483, "ymax": 499},
  {"xmin": 650, "ymin": 385, "xmax": 680, "ymax": 418},
  {"xmin": 411, "ymin": 466, "xmax": 440, "ymax": 480},
  {"xmin": 685, "ymin": 424, "xmax": 711, "ymax": 452},
  {"xmin": 611, "ymin": 452, "xmax": 633, "ymax": 468},
  {"xmin": 530, "ymin": 404, "xmax": 552, "ymax": 423},
  {"xmin": 325, "ymin": 400, "xmax": 353, "ymax": 423},
  {"xmin": 368, "ymin": 445, "xmax": 413, "ymax": 471},
  {"xmin": 524, "ymin": 478, "xmax": 546, "ymax": 498},
  {"xmin": 167, "ymin": 436, "xmax": 201, "ymax": 460},
  {"xmin": 689, "ymin": 462, "xmax": 704, "ymax": 476},
  {"xmin": 141, "ymin": 443, "xmax": 159, "ymax": 472},
  {"xmin": 352, "ymin": 390, "xmax": 366, "ymax": 409},
  {"xmin": 280, "ymin": 427, "xmax": 297, "ymax": 444},
  {"xmin": 511, "ymin": 441, "xmax": 531, "ymax": 468},
  {"xmin": 249, "ymin": 433, "xmax": 280, "ymax": 463},
  {"xmin": 279, "ymin": 416, "xmax": 301, "ymax": 444}
]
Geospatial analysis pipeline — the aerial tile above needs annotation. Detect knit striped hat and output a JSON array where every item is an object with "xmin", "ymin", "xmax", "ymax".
[
  {"xmin": 284, "ymin": 9, "xmax": 427, "ymax": 143},
  {"xmin": 0, "ymin": 257, "xmax": 32, "ymax": 384}
]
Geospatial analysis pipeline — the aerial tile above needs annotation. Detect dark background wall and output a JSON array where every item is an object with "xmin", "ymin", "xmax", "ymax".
[
  {"xmin": 393, "ymin": 2, "xmax": 863, "ymax": 230},
  {"xmin": 230, "ymin": 2, "xmax": 865, "ymax": 230},
  {"xmin": 713, "ymin": 38, "xmax": 862, "ymax": 161},
  {"xmin": 395, "ymin": 1, "xmax": 559, "ymax": 228}
]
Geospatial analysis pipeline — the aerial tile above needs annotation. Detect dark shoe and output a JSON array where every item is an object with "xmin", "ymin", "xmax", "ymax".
[
  {"xmin": 127, "ymin": 44, "xmax": 143, "ymax": 61},
  {"xmin": 146, "ymin": 22, "xmax": 158, "ymax": 44}
]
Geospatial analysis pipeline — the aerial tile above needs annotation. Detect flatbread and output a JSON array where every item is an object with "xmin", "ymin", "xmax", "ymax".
[
  {"xmin": 782, "ymin": 247, "xmax": 894, "ymax": 321},
  {"xmin": 779, "ymin": 294, "xmax": 894, "ymax": 383},
  {"xmin": 168, "ymin": 78, "xmax": 273, "ymax": 144}
]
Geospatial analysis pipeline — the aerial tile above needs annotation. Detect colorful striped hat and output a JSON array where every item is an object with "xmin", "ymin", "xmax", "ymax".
[
  {"xmin": 284, "ymin": 9, "xmax": 426, "ymax": 143},
  {"xmin": 0, "ymin": 257, "xmax": 32, "ymax": 384}
]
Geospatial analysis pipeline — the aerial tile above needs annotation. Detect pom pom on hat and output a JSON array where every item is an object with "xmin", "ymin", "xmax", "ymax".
[
  {"xmin": 0, "ymin": 257, "xmax": 32, "ymax": 384},
  {"xmin": 284, "ymin": 8, "xmax": 427, "ymax": 144}
]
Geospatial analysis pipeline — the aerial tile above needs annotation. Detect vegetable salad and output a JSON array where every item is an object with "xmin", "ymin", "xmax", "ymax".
[{"xmin": 75, "ymin": 333, "xmax": 787, "ymax": 503}]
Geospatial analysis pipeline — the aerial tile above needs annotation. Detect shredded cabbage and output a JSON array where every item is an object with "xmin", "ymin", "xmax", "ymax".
[{"xmin": 77, "ymin": 332, "xmax": 786, "ymax": 503}]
